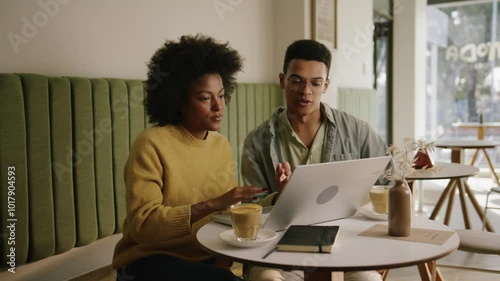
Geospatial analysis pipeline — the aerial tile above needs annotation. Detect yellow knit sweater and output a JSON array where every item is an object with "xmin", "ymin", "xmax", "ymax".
[{"xmin": 112, "ymin": 125, "xmax": 237, "ymax": 269}]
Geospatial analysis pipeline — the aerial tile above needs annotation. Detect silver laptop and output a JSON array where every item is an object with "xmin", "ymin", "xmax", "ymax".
[{"xmin": 211, "ymin": 156, "xmax": 391, "ymax": 232}]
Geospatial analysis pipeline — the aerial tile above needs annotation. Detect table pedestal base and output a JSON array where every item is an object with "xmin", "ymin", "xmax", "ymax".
[
  {"xmin": 358, "ymin": 263, "xmax": 443, "ymax": 281},
  {"xmin": 417, "ymin": 261, "xmax": 444, "ymax": 281},
  {"xmin": 429, "ymin": 178, "xmax": 494, "ymax": 232},
  {"xmin": 468, "ymin": 148, "xmax": 500, "ymax": 185}
]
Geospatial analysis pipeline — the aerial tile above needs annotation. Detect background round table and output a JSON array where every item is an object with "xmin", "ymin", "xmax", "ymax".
[
  {"xmin": 406, "ymin": 162, "xmax": 494, "ymax": 232},
  {"xmin": 435, "ymin": 140, "xmax": 500, "ymax": 186}
]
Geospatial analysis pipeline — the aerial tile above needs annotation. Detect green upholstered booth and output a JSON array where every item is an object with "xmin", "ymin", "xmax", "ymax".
[
  {"xmin": 0, "ymin": 73, "xmax": 282, "ymax": 279},
  {"xmin": 0, "ymin": 74, "xmax": 147, "ymax": 269}
]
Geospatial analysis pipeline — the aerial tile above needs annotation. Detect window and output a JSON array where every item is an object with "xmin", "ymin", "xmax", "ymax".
[
  {"xmin": 374, "ymin": 0, "xmax": 393, "ymax": 144},
  {"xmin": 426, "ymin": 0, "xmax": 500, "ymax": 167}
]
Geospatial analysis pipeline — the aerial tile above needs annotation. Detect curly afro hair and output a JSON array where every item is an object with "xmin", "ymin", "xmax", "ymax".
[
  {"xmin": 145, "ymin": 34, "xmax": 244, "ymax": 126},
  {"xmin": 282, "ymin": 40, "xmax": 331, "ymax": 78}
]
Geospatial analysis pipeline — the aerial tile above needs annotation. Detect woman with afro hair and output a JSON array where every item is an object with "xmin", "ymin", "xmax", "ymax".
[{"xmin": 112, "ymin": 34, "xmax": 266, "ymax": 281}]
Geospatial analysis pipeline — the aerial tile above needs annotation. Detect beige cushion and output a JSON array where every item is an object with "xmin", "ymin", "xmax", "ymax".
[{"xmin": 456, "ymin": 229, "xmax": 500, "ymax": 255}]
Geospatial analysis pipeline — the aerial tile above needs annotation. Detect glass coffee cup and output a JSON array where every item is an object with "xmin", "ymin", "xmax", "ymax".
[
  {"xmin": 369, "ymin": 185, "xmax": 390, "ymax": 214},
  {"xmin": 230, "ymin": 203, "xmax": 262, "ymax": 242}
]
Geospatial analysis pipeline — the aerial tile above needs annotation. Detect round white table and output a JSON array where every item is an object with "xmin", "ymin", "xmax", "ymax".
[
  {"xmin": 197, "ymin": 216, "xmax": 459, "ymax": 281},
  {"xmin": 435, "ymin": 140, "xmax": 500, "ymax": 186},
  {"xmin": 405, "ymin": 162, "xmax": 494, "ymax": 232}
]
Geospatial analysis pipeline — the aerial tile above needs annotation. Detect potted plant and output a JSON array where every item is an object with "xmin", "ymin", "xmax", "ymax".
[{"xmin": 382, "ymin": 138, "xmax": 439, "ymax": 237}]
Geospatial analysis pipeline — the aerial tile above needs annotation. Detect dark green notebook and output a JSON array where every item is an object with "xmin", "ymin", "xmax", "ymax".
[{"xmin": 276, "ymin": 225, "xmax": 340, "ymax": 253}]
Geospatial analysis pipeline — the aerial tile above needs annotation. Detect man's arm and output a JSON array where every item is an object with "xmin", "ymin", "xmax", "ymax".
[
  {"xmin": 241, "ymin": 132, "xmax": 277, "ymax": 205},
  {"xmin": 357, "ymin": 121, "xmax": 391, "ymax": 184}
]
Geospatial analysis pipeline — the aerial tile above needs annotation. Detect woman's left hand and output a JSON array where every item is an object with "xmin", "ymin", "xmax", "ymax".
[{"xmin": 210, "ymin": 186, "xmax": 268, "ymax": 211}]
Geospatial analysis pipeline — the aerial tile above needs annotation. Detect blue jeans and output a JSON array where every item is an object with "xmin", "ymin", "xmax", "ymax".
[{"xmin": 116, "ymin": 255, "xmax": 243, "ymax": 281}]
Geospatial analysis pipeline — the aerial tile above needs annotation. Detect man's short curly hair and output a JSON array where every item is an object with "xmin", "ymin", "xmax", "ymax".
[
  {"xmin": 145, "ymin": 34, "xmax": 244, "ymax": 126},
  {"xmin": 282, "ymin": 39, "xmax": 331, "ymax": 78}
]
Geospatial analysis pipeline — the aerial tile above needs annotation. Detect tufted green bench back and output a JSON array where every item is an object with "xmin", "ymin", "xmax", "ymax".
[
  {"xmin": 0, "ymin": 74, "xmax": 147, "ymax": 267},
  {"xmin": 0, "ymin": 73, "xmax": 282, "ymax": 268}
]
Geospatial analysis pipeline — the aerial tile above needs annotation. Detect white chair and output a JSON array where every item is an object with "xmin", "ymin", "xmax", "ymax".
[
  {"xmin": 456, "ymin": 229, "xmax": 500, "ymax": 255},
  {"xmin": 436, "ymin": 230, "xmax": 500, "ymax": 274},
  {"xmin": 440, "ymin": 187, "xmax": 500, "ymax": 274},
  {"xmin": 482, "ymin": 186, "xmax": 500, "ymax": 230},
  {"xmin": 437, "ymin": 187, "xmax": 500, "ymax": 274}
]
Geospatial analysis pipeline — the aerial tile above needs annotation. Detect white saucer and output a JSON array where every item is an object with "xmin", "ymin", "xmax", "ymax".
[
  {"xmin": 219, "ymin": 229, "xmax": 277, "ymax": 248},
  {"xmin": 357, "ymin": 203, "xmax": 388, "ymax": 221}
]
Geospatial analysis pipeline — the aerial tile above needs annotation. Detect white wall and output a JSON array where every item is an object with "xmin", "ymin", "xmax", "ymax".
[
  {"xmin": 335, "ymin": 0, "xmax": 375, "ymax": 88},
  {"xmin": 0, "ymin": 0, "xmax": 374, "ymax": 109},
  {"xmin": 320, "ymin": 0, "xmax": 374, "ymax": 107},
  {"xmin": 273, "ymin": 0, "xmax": 311, "ymax": 77},
  {"xmin": 0, "ymin": 0, "xmax": 276, "ymax": 82},
  {"xmin": 393, "ymin": 0, "xmax": 428, "ymax": 144}
]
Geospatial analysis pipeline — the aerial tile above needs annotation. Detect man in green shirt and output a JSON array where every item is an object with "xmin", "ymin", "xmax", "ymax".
[{"xmin": 241, "ymin": 39, "xmax": 387, "ymax": 281}]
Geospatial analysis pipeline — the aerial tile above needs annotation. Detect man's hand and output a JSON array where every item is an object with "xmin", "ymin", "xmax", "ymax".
[{"xmin": 274, "ymin": 162, "xmax": 291, "ymax": 202}]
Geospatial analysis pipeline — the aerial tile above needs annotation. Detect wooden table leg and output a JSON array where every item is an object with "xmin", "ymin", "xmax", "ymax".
[
  {"xmin": 481, "ymin": 148, "xmax": 500, "ymax": 185},
  {"xmin": 417, "ymin": 261, "xmax": 444, "ymax": 281},
  {"xmin": 408, "ymin": 180, "xmax": 414, "ymax": 193},
  {"xmin": 469, "ymin": 149, "xmax": 479, "ymax": 165},
  {"xmin": 430, "ymin": 180, "xmax": 456, "ymax": 220},
  {"xmin": 380, "ymin": 269, "xmax": 389, "ymax": 280},
  {"xmin": 478, "ymin": 127, "xmax": 484, "ymax": 140},
  {"xmin": 456, "ymin": 179, "xmax": 471, "ymax": 229},
  {"xmin": 444, "ymin": 181, "xmax": 457, "ymax": 225},
  {"xmin": 450, "ymin": 148, "xmax": 462, "ymax": 164},
  {"xmin": 331, "ymin": 271, "xmax": 343, "ymax": 280},
  {"xmin": 463, "ymin": 181, "xmax": 495, "ymax": 232}
]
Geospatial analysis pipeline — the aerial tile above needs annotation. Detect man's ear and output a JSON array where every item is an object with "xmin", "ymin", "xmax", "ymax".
[
  {"xmin": 279, "ymin": 73, "xmax": 286, "ymax": 90},
  {"xmin": 323, "ymin": 79, "xmax": 331, "ymax": 93}
]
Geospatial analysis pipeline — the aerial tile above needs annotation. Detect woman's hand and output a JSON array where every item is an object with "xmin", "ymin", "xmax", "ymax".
[
  {"xmin": 209, "ymin": 186, "xmax": 268, "ymax": 211},
  {"xmin": 191, "ymin": 186, "xmax": 267, "ymax": 224}
]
